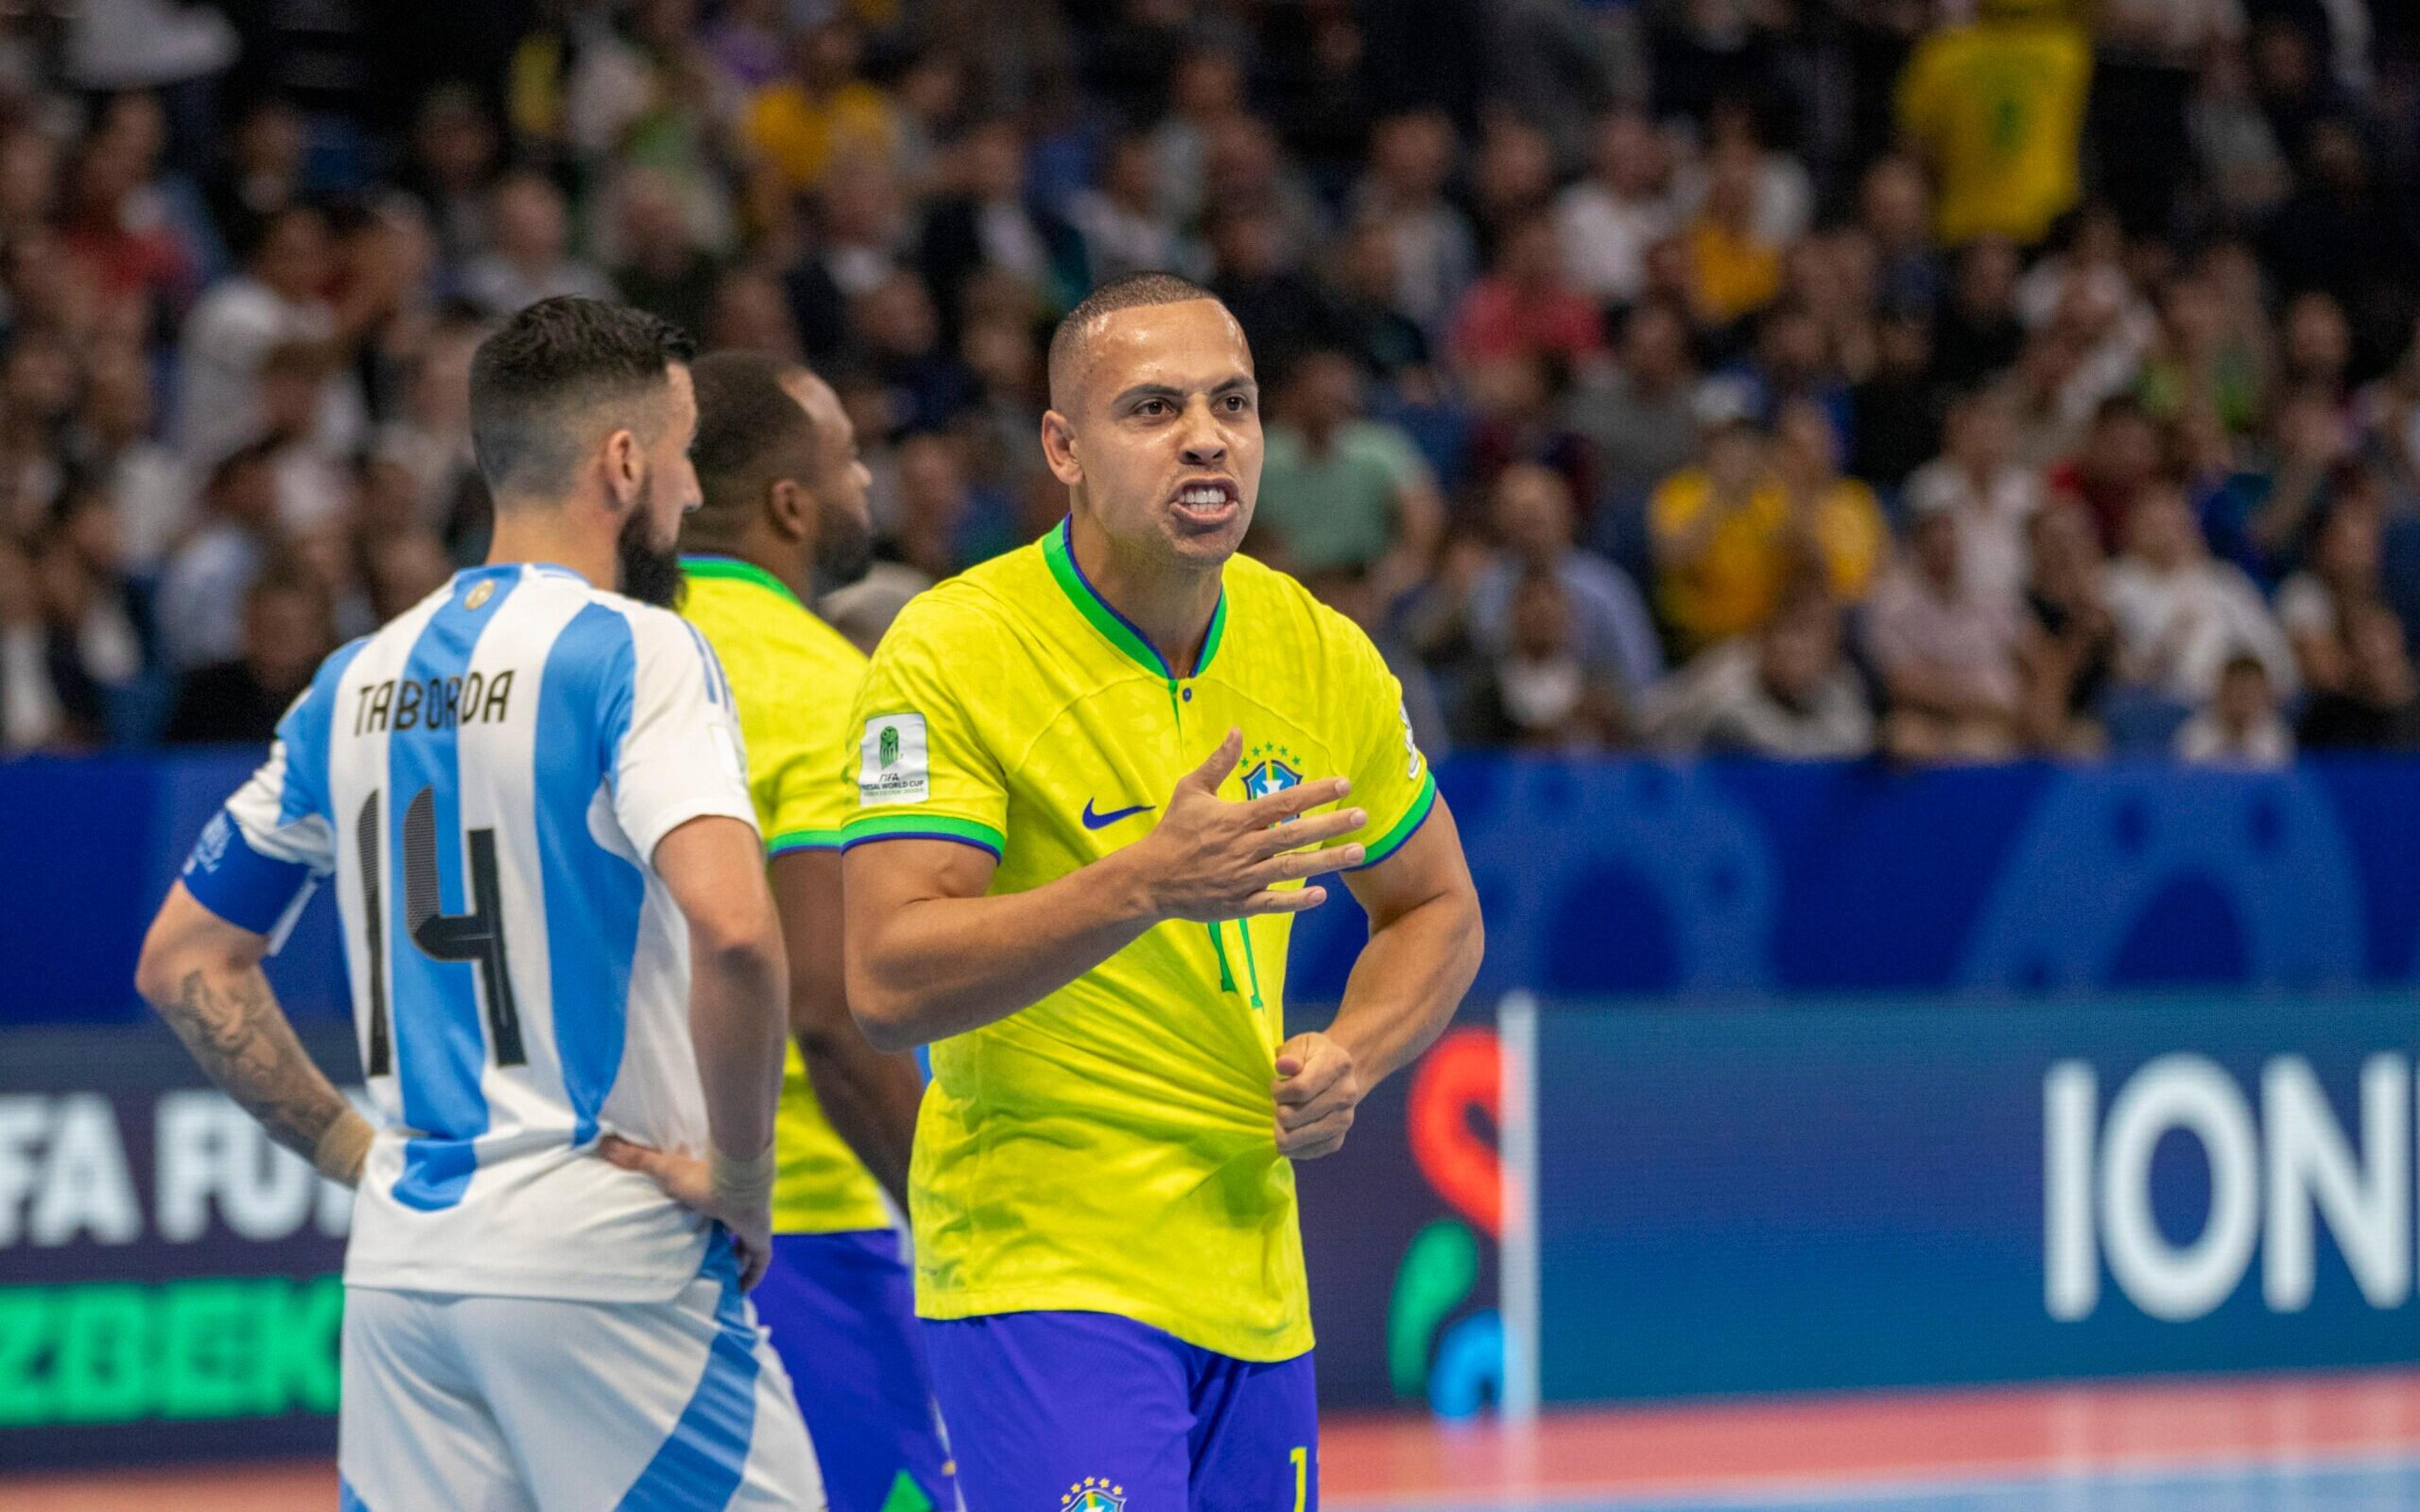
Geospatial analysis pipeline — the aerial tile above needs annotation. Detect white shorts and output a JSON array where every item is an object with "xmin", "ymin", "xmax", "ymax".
[{"xmin": 338, "ymin": 1237, "xmax": 824, "ymax": 1511}]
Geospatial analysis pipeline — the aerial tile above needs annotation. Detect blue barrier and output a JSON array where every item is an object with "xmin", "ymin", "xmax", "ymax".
[
  {"xmin": 1530, "ymin": 992, "xmax": 2420, "ymax": 1401},
  {"xmin": 11, "ymin": 751, "xmax": 2420, "ymax": 1026}
]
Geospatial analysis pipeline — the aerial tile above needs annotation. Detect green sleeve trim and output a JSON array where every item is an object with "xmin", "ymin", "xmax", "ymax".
[
  {"xmin": 1352, "ymin": 767, "xmax": 1438, "ymax": 871},
  {"xmin": 766, "ymin": 827, "xmax": 844, "ymax": 856},
  {"xmin": 840, "ymin": 811, "xmax": 1006, "ymax": 859}
]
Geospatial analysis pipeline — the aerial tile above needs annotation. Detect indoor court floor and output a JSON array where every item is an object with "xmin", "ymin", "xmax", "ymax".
[{"xmin": 9, "ymin": 1369, "xmax": 2420, "ymax": 1511}]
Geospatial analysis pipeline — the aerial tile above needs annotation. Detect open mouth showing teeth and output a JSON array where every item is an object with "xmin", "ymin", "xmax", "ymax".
[{"xmin": 1175, "ymin": 483, "xmax": 1236, "ymax": 510}]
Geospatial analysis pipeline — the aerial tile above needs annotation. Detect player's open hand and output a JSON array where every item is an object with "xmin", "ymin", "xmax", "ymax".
[
  {"xmin": 1129, "ymin": 729, "xmax": 1368, "ymax": 922},
  {"xmin": 600, "ymin": 1136, "xmax": 775, "ymax": 1289},
  {"xmin": 1272, "ymin": 1031, "xmax": 1363, "ymax": 1159}
]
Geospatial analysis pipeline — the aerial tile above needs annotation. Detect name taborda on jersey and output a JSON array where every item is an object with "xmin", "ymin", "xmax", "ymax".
[{"xmin": 352, "ymin": 669, "xmax": 518, "ymax": 736}]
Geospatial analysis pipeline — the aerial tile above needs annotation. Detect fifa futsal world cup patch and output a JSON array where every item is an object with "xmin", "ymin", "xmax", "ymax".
[
  {"xmin": 1061, "ymin": 1479, "xmax": 1126, "ymax": 1511},
  {"xmin": 859, "ymin": 712, "xmax": 930, "ymax": 803}
]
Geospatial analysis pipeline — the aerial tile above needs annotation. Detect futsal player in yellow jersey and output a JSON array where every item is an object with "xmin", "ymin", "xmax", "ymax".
[
  {"xmin": 841, "ymin": 273, "xmax": 1486, "ymax": 1509},
  {"xmin": 633, "ymin": 350, "xmax": 955, "ymax": 1512}
]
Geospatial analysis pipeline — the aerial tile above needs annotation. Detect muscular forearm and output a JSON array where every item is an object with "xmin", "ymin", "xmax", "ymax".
[
  {"xmin": 691, "ymin": 938, "xmax": 788, "ymax": 1160},
  {"xmin": 850, "ymin": 851, "xmax": 1159, "ymax": 1051},
  {"xmin": 147, "ymin": 959, "xmax": 357, "ymax": 1167},
  {"xmin": 797, "ymin": 1027, "xmax": 923, "ymax": 1212},
  {"xmin": 1324, "ymin": 886, "xmax": 1484, "ymax": 1090}
]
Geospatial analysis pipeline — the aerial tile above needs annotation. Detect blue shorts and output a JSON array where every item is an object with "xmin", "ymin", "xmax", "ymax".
[
  {"xmin": 752, "ymin": 1230, "xmax": 957, "ymax": 1512},
  {"xmin": 921, "ymin": 1312, "xmax": 1318, "ymax": 1512}
]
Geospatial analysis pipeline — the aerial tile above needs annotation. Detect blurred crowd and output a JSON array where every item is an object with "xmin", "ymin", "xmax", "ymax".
[{"xmin": 6, "ymin": 0, "xmax": 2420, "ymax": 768}]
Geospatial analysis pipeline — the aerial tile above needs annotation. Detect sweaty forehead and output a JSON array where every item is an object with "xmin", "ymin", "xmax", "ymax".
[{"xmin": 1057, "ymin": 299, "xmax": 1252, "ymax": 412}]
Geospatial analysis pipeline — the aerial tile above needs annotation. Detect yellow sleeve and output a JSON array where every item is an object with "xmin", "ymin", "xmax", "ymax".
[
  {"xmin": 840, "ymin": 595, "xmax": 1010, "ymax": 858},
  {"xmin": 1327, "ymin": 612, "xmax": 1438, "ymax": 871},
  {"xmin": 764, "ymin": 648, "xmax": 867, "ymax": 858}
]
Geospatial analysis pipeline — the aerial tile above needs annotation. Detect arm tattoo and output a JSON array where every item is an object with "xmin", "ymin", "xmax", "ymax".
[{"xmin": 161, "ymin": 966, "xmax": 352, "ymax": 1166}]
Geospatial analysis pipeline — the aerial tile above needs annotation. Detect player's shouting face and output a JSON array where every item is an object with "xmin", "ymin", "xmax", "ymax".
[{"xmin": 1042, "ymin": 298, "xmax": 1262, "ymax": 572}]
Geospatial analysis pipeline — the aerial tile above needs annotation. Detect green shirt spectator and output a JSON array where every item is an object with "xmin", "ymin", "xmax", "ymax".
[{"xmin": 1253, "ymin": 350, "xmax": 1444, "ymax": 604}]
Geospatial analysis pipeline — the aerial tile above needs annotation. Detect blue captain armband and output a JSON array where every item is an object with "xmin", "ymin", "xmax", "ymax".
[{"xmin": 182, "ymin": 809, "xmax": 319, "ymax": 941}]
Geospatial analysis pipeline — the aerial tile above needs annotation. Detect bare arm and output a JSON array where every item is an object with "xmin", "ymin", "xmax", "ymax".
[
  {"xmin": 134, "ymin": 883, "xmax": 371, "ymax": 1183},
  {"xmin": 654, "ymin": 815, "xmax": 789, "ymax": 1164},
  {"xmin": 770, "ymin": 847, "xmax": 922, "ymax": 1211},
  {"xmin": 844, "ymin": 730, "xmax": 1368, "ymax": 1052},
  {"xmin": 1272, "ymin": 798, "xmax": 1485, "ymax": 1159}
]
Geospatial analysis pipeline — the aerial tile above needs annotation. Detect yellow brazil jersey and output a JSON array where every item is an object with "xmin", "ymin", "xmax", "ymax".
[
  {"xmin": 1895, "ymin": 16, "xmax": 2091, "ymax": 246},
  {"xmin": 843, "ymin": 520, "xmax": 1436, "ymax": 1361},
  {"xmin": 678, "ymin": 555, "xmax": 894, "ymax": 1237}
]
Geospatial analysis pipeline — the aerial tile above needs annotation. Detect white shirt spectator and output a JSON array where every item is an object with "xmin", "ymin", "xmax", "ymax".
[
  {"xmin": 2103, "ymin": 555, "xmax": 2298, "ymax": 703},
  {"xmin": 154, "ymin": 520, "xmax": 262, "ymax": 669},
  {"xmin": 175, "ymin": 276, "xmax": 364, "ymax": 462},
  {"xmin": 1903, "ymin": 456, "xmax": 2041, "ymax": 609},
  {"xmin": 1554, "ymin": 179, "xmax": 1673, "ymax": 308}
]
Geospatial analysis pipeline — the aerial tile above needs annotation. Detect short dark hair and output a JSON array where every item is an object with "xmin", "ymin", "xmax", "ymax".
[
  {"xmin": 1046, "ymin": 271, "xmax": 1226, "ymax": 411},
  {"xmin": 684, "ymin": 349, "xmax": 818, "ymax": 548},
  {"xmin": 468, "ymin": 297, "xmax": 694, "ymax": 500}
]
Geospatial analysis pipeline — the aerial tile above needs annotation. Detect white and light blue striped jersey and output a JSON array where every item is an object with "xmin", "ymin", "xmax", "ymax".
[{"xmin": 179, "ymin": 562, "xmax": 759, "ymax": 1303}]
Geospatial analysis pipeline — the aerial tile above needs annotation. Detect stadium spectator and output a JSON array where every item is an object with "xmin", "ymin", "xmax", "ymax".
[
  {"xmin": 1255, "ymin": 348, "xmax": 1444, "ymax": 604},
  {"xmin": 609, "ymin": 167, "xmax": 723, "ymax": 339},
  {"xmin": 918, "ymin": 116, "xmax": 1088, "ymax": 335},
  {"xmin": 1864, "ymin": 498, "xmax": 2026, "ymax": 762},
  {"xmin": 1466, "ymin": 462, "xmax": 1662, "ymax": 703},
  {"xmin": 0, "ymin": 534, "xmax": 66, "ymax": 753},
  {"xmin": 154, "ymin": 439, "xmax": 282, "ymax": 670},
  {"xmin": 1650, "ymin": 415, "xmax": 1791, "ymax": 654},
  {"xmin": 1642, "ymin": 589, "xmax": 1874, "ymax": 760},
  {"xmin": 2175, "ymin": 651, "xmax": 2294, "ymax": 769},
  {"xmin": 1681, "ymin": 134, "xmax": 1783, "ymax": 329},
  {"xmin": 1930, "ymin": 237, "xmax": 2027, "ymax": 392},
  {"xmin": 743, "ymin": 21, "xmax": 898, "ymax": 194},
  {"xmin": 2298, "ymin": 600, "xmax": 2420, "ymax": 752},
  {"xmin": 160, "ymin": 563, "xmax": 332, "ymax": 745},
  {"xmin": 1446, "ymin": 213, "xmax": 1602, "ymax": 373},
  {"xmin": 1565, "ymin": 298, "xmax": 1700, "ymax": 510},
  {"xmin": 1068, "ymin": 134, "xmax": 1197, "ymax": 287},
  {"xmin": 1858, "ymin": 156, "xmax": 1938, "ymax": 316},
  {"xmin": 32, "ymin": 503, "xmax": 145, "ymax": 745},
  {"xmin": 71, "ymin": 345, "xmax": 188, "ymax": 571},
  {"xmin": 458, "ymin": 173, "xmax": 616, "ymax": 319},
  {"xmin": 1904, "ymin": 387, "xmax": 2041, "ymax": 609},
  {"xmin": 2104, "ymin": 484, "xmax": 2297, "ymax": 712},
  {"xmin": 1894, "ymin": 0, "xmax": 2091, "ymax": 248},
  {"xmin": 2051, "ymin": 396, "xmax": 2166, "ymax": 553},
  {"xmin": 2275, "ymin": 498, "xmax": 2386, "ymax": 696},
  {"xmin": 2019, "ymin": 500, "xmax": 2119, "ymax": 754},
  {"xmin": 1456, "ymin": 568, "xmax": 1627, "ymax": 752},
  {"xmin": 1555, "ymin": 109, "xmax": 1674, "ymax": 311},
  {"xmin": 173, "ymin": 203, "xmax": 360, "ymax": 464},
  {"xmin": 1352, "ymin": 110, "xmax": 1475, "ymax": 336}
]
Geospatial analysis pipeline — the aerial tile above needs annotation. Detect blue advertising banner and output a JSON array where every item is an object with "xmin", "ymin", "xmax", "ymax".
[
  {"xmin": 1535, "ymin": 993, "xmax": 2420, "ymax": 1402},
  {"xmin": 17, "ymin": 752, "xmax": 2420, "ymax": 1027},
  {"xmin": 0, "ymin": 1024, "xmax": 357, "ymax": 1469}
]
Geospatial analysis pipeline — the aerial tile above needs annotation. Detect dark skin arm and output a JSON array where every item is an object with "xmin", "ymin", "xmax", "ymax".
[{"xmin": 770, "ymin": 847, "xmax": 922, "ymax": 1210}]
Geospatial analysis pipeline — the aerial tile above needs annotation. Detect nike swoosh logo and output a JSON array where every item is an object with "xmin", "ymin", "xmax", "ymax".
[{"xmin": 1081, "ymin": 799, "xmax": 1156, "ymax": 830}]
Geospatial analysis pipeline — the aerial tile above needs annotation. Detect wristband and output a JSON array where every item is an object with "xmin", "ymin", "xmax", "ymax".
[
  {"xmin": 708, "ymin": 1143, "xmax": 777, "ymax": 1209},
  {"xmin": 313, "ymin": 1108, "xmax": 375, "ymax": 1186}
]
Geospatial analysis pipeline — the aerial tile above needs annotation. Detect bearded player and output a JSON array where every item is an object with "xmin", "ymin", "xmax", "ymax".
[
  {"xmin": 839, "ymin": 272, "xmax": 1485, "ymax": 1507},
  {"xmin": 613, "ymin": 348, "xmax": 955, "ymax": 1512}
]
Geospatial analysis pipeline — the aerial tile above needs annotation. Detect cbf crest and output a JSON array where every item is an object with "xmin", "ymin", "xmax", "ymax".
[
  {"xmin": 1242, "ymin": 738, "xmax": 1305, "ymax": 812},
  {"xmin": 1061, "ymin": 1478, "xmax": 1126, "ymax": 1511}
]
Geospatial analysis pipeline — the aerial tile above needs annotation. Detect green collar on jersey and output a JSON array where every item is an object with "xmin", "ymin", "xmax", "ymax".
[
  {"xmin": 679, "ymin": 554, "xmax": 805, "ymax": 610},
  {"xmin": 1041, "ymin": 518, "xmax": 1226, "ymax": 681}
]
